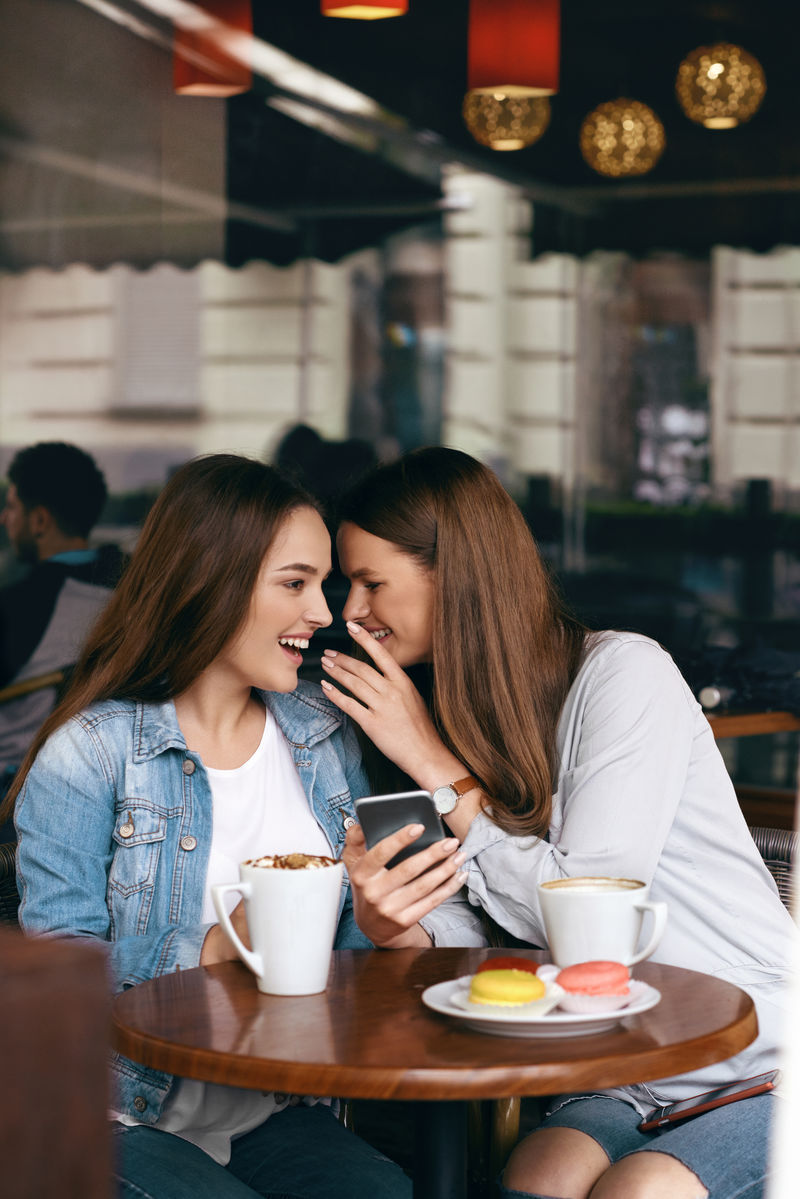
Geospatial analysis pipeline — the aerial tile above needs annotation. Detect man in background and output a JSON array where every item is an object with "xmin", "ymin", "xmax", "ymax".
[{"xmin": 0, "ymin": 443, "xmax": 125, "ymax": 813}]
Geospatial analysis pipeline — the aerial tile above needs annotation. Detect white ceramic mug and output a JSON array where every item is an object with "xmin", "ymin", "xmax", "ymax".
[
  {"xmin": 211, "ymin": 856, "xmax": 344, "ymax": 995},
  {"xmin": 538, "ymin": 876, "xmax": 668, "ymax": 968}
]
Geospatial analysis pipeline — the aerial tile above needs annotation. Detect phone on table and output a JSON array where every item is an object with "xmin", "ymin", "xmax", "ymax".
[
  {"xmin": 637, "ymin": 1070, "xmax": 780, "ymax": 1131},
  {"xmin": 354, "ymin": 790, "xmax": 445, "ymax": 869}
]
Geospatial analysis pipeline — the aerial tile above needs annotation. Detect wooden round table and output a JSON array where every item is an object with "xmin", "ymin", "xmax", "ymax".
[{"xmin": 112, "ymin": 948, "xmax": 757, "ymax": 1199}]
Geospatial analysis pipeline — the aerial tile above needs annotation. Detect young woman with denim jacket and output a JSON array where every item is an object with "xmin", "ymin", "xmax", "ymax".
[
  {"xmin": 4, "ymin": 454, "xmax": 480, "ymax": 1199},
  {"xmin": 319, "ymin": 447, "xmax": 797, "ymax": 1199}
]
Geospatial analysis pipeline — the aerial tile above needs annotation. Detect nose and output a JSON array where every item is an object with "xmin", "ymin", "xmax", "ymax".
[
  {"xmin": 341, "ymin": 584, "xmax": 368, "ymax": 624},
  {"xmin": 306, "ymin": 586, "xmax": 332, "ymax": 630}
]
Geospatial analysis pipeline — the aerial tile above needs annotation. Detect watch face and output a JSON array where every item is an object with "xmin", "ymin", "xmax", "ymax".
[{"xmin": 433, "ymin": 785, "xmax": 457, "ymax": 815}]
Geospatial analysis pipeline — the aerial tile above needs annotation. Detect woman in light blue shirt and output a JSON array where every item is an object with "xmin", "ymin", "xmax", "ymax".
[{"xmin": 322, "ymin": 446, "xmax": 797, "ymax": 1199}]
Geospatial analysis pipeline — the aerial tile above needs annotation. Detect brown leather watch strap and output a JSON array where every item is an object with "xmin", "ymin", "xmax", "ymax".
[{"xmin": 451, "ymin": 775, "xmax": 479, "ymax": 796}]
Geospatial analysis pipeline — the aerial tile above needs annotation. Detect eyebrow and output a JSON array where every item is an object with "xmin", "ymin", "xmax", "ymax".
[
  {"xmin": 273, "ymin": 562, "xmax": 320, "ymax": 575},
  {"xmin": 347, "ymin": 567, "xmax": 377, "ymax": 580}
]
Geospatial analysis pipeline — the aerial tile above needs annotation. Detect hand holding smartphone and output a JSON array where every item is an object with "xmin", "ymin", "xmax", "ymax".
[
  {"xmin": 354, "ymin": 790, "xmax": 446, "ymax": 869},
  {"xmin": 637, "ymin": 1070, "xmax": 780, "ymax": 1131}
]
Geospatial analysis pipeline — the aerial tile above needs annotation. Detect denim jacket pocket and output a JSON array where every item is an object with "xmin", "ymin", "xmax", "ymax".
[{"xmin": 108, "ymin": 803, "xmax": 168, "ymax": 936}]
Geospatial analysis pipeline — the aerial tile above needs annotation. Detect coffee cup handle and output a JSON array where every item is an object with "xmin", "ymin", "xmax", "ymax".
[
  {"xmin": 210, "ymin": 882, "xmax": 263, "ymax": 979},
  {"xmin": 627, "ymin": 900, "xmax": 668, "ymax": 966}
]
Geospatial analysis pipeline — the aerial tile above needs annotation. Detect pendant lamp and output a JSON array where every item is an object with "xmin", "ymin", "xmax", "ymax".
[
  {"xmin": 466, "ymin": 0, "xmax": 560, "ymax": 97},
  {"xmin": 463, "ymin": 0, "xmax": 559, "ymax": 151},
  {"xmin": 322, "ymin": 2, "xmax": 409, "ymax": 17},
  {"xmin": 174, "ymin": 1, "xmax": 252, "ymax": 97},
  {"xmin": 462, "ymin": 93, "xmax": 551, "ymax": 151},
  {"xmin": 675, "ymin": 43, "xmax": 766, "ymax": 129},
  {"xmin": 580, "ymin": 98, "xmax": 666, "ymax": 178}
]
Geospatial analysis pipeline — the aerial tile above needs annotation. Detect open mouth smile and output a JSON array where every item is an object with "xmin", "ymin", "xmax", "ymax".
[{"xmin": 279, "ymin": 636, "xmax": 310, "ymax": 663}]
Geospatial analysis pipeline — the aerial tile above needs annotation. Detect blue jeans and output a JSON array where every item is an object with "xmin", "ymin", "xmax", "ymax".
[
  {"xmin": 112, "ymin": 1103, "xmax": 411, "ymax": 1199},
  {"xmin": 498, "ymin": 1093, "xmax": 776, "ymax": 1199}
]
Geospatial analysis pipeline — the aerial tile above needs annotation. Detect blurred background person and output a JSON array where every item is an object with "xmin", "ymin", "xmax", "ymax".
[{"xmin": 0, "ymin": 441, "xmax": 125, "ymax": 818}]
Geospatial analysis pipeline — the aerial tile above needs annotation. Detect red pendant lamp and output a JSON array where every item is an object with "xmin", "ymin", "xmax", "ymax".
[
  {"xmin": 322, "ymin": 2, "xmax": 408, "ymax": 17},
  {"xmin": 174, "ymin": 1, "xmax": 252, "ymax": 97},
  {"xmin": 467, "ymin": 0, "xmax": 560, "ymax": 96}
]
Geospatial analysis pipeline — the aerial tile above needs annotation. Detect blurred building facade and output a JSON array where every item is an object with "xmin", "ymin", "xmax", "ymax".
[{"xmin": 2, "ymin": 169, "xmax": 799, "ymax": 508}]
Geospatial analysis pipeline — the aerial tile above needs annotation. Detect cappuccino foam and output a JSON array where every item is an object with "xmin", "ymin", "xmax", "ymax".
[
  {"xmin": 540, "ymin": 876, "xmax": 643, "ymax": 893},
  {"xmin": 246, "ymin": 852, "xmax": 338, "ymax": 871}
]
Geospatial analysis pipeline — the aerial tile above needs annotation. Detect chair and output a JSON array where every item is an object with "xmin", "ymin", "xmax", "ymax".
[
  {"xmin": 0, "ymin": 924, "xmax": 112, "ymax": 1197},
  {"xmin": 0, "ymin": 668, "xmax": 68, "ymax": 705},
  {"xmin": 709, "ymin": 710, "xmax": 800, "ymax": 831},
  {"xmin": 748, "ymin": 825, "xmax": 797, "ymax": 912}
]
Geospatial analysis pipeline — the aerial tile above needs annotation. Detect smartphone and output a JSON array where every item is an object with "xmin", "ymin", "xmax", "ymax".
[
  {"xmin": 637, "ymin": 1070, "xmax": 780, "ymax": 1131},
  {"xmin": 354, "ymin": 790, "xmax": 446, "ymax": 869}
]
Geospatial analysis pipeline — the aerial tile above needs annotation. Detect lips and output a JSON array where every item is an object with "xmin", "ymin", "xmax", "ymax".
[{"xmin": 278, "ymin": 635, "xmax": 310, "ymax": 664}]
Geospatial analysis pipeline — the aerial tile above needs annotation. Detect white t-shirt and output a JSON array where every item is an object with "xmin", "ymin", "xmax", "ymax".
[{"xmin": 116, "ymin": 709, "xmax": 333, "ymax": 1164}]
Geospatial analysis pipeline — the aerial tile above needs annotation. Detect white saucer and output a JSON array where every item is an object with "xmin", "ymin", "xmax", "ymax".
[{"xmin": 421, "ymin": 975, "xmax": 661, "ymax": 1037}]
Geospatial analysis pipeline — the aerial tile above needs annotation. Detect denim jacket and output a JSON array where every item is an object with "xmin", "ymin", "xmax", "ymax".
[
  {"xmin": 14, "ymin": 683, "xmax": 374, "ymax": 1122},
  {"xmin": 15, "ymin": 681, "xmax": 485, "ymax": 1123}
]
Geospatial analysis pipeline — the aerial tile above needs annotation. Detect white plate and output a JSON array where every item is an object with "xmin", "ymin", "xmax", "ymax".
[{"xmin": 421, "ymin": 975, "xmax": 661, "ymax": 1037}]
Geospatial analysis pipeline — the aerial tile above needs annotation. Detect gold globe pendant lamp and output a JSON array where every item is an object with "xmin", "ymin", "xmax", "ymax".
[
  {"xmin": 321, "ymin": 1, "xmax": 408, "ymax": 17},
  {"xmin": 580, "ymin": 97, "xmax": 666, "ymax": 178},
  {"xmin": 463, "ymin": 0, "xmax": 560, "ymax": 151},
  {"xmin": 462, "ymin": 92, "xmax": 551, "ymax": 151},
  {"xmin": 675, "ymin": 42, "xmax": 766, "ymax": 129}
]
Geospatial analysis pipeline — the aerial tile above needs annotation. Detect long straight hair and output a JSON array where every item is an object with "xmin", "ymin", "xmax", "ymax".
[
  {"xmin": 338, "ymin": 447, "xmax": 586, "ymax": 837},
  {"xmin": 2, "ymin": 454, "xmax": 318, "ymax": 815}
]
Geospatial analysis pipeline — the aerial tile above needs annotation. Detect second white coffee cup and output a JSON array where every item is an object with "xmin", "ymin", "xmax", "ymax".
[
  {"xmin": 538, "ymin": 876, "xmax": 668, "ymax": 968},
  {"xmin": 212, "ymin": 857, "xmax": 344, "ymax": 995}
]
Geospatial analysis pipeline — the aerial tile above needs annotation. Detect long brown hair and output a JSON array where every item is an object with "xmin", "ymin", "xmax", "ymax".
[
  {"xmin": 1, "ymin": 454, "xmax": 318, "ymax": 817},
  {"xmin": 338, "ymin": 447, "xmax": 586, "ymax": 837}
]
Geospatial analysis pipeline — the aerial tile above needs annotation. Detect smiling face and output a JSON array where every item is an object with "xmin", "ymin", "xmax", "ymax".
[
  {"xmin": 214, "ymin": 506, "xmax": 332, "ymax": 693},
  {"xmin": 337, "ymin": 521, "xmax": 435, "ymax": 668}
]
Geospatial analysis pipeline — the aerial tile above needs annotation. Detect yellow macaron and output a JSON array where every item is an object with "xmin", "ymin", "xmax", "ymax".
[{"xmin": 468, "ymin": 968, "xmax": 546, "ymax": 1007}]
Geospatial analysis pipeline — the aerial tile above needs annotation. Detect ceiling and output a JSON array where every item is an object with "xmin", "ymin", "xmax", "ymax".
[
  {"xmin": 1, "ymin": 0, "xmax": 797, "ymax": 270},
  {"xmin": 239, "ymin": 0, "xmax": 798, "ymax": 259}
]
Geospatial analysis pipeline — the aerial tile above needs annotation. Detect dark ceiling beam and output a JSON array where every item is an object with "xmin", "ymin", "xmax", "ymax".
[{"xmin": 558, "ymin": 176, "xmax": 800, "ymax": 203}]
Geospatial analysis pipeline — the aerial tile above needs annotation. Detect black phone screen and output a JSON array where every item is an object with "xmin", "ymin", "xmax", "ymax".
[{"xmin": 354, "ymin": 790, "xmax": 445, "ymax": 868}]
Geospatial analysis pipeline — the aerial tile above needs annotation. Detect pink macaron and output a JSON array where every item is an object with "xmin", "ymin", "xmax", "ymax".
[{"xmin": 555, "ymin": 960, "xmax": 631, "ymax": 1012}]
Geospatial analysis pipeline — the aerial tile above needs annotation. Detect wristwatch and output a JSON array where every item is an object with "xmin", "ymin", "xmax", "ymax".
[{"xmin": 432, "ymin": 774, "xmax": 479, "ymax": 815}]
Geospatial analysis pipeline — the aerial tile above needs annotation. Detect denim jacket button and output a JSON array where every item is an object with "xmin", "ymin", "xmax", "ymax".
[
  {"xmin": 182, "ymin": 759, "xmax": 196, "ymax": 775},
  {"xmin": 133, "ymin": 1096, "xmax": 147, "ymax": 1113},
  {"xmin": 343, "ymin": 816, "xmax": 357, "ymax": 830},
  {"xmin": 180, "ymin": 835, "xmax": 197, "ymax": 852}
]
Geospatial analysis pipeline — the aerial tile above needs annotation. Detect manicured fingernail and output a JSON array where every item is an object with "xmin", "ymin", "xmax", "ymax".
[
  {"xmin": 442, "ymin": 838, "xmax": 459, "ymax": 851},
  {"xmin": 453, "ymin": 852, "xmax": 467, "ymax": 867},
  {"xmin": 346, "ymin": 621, "xmax": 362, "ymax": 634},
  {"xmin": 456, "ymin": 871, "xmax": 468, "ymax": 884},
  {"xmin": 323, "ymin": 649, "xmax": 338, "ymax": 658},
  {"xmin": 407, "ymin": 823, "xmax": 424, "ymax": 837},
  {"xmin": 321, "ymin": 656, "xmax": 335, "ymax": 669},
  {"xmin": 320, "ymin": 679, "xmax": 333, "ymax": 690}
]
